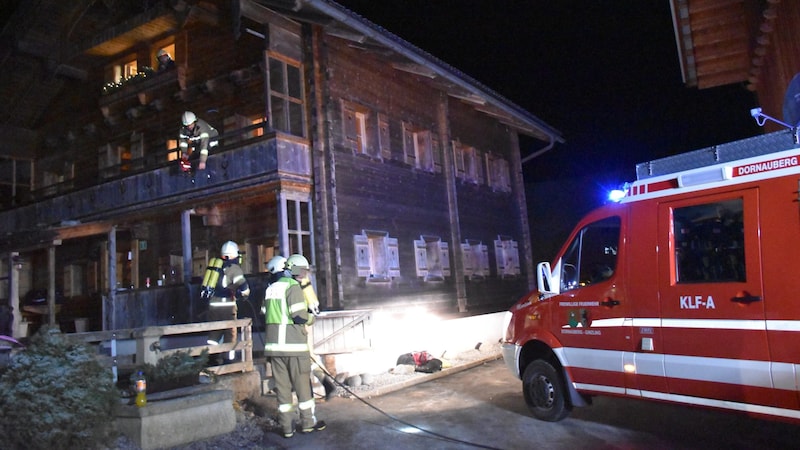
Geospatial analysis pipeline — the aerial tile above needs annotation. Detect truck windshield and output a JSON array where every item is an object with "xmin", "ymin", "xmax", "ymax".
[{"xmin": 560, "ymin": 216, "xmax": 620, "ymax": 291}]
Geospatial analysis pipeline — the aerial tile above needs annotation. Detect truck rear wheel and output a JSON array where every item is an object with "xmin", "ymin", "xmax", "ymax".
[{"xmin": 522, "ymin": 359, "xmax": 571, "ymax": 422}]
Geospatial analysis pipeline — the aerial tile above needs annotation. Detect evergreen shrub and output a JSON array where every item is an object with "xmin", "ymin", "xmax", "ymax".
[{"xmin": 0, "ymin": 327, "xmax": 117, "ymax": 450}]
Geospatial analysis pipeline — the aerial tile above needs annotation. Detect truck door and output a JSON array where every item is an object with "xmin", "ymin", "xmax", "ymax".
[
  {"xmin": 658, "ymin": 189, "xmax": 770, "ymax": 406},
  {"xmin": 554, "ymin": 214, "xmax": 633, "ymax": 395}
]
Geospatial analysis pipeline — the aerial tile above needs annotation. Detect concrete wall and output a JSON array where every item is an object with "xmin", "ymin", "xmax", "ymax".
[
  {"xmin": 327, "ymin": 311, "xmax": 506, "ymax": 375},
  {"xmin": 115, "ymin": 388, "xmax": 236, "ymax": 450}
]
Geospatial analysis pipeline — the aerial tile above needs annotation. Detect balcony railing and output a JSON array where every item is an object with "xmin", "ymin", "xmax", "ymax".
[{"xmin": 0, "ymin": 125, "xmax": 311, "ymax": 238}]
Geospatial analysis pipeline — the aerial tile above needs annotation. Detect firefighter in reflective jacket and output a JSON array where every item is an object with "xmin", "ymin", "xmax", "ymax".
[
  {"xmin": 179, "ymin": 111, "xmax": 218, "ymax": 171},
  {"xmin": 285, "ymin": 254, "xmax": 336, "ymax": 398},
  {"xmin": 264, "ymin": 254, "xmax": 326, "ymax": 438},
  {"xmin": 208, "ymin": 241, "xmax": 250, "ymax": 362}
]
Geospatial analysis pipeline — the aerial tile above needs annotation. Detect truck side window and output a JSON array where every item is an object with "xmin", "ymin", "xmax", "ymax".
[
  {"xmin": 673, "ymin": 198, "xmax": 745, "ymax": 283},
  {"xmin": 560, "ymin": 216, "xmax": 621, "ymax": 291}
]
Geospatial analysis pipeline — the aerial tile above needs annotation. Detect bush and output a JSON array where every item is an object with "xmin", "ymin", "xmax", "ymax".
[
  {"xmin": 131, "ymin": 349, "xmax": 210, "ymax": 393},
  {"xmin": 0, "ymin": 327, "xmax": 117, "ymax": 450}
]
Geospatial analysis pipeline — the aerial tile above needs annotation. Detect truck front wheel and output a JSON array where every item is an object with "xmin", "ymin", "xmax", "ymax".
[{"xmin": 522, "ymin": 359, "xmax": 571, "ymax": 422}]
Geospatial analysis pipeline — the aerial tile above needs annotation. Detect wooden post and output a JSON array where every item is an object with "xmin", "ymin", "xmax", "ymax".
[
  {"xmin": 133, "ymin": 326, "xmax": 164, "ymax": 366},
  {"xmin": 48, "ymin": 245, "xmax": 56, "ymax": 327}
]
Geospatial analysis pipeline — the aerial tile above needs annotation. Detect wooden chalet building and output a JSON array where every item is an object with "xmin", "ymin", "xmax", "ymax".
[{"xmin": 0, "ymin": 0, "xmax": 564, "ymax": 335}]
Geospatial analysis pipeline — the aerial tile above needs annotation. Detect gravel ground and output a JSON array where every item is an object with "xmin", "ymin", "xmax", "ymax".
[{"xmin": 108, "ymin": 342, "xmax": 501, "ymax": 450}]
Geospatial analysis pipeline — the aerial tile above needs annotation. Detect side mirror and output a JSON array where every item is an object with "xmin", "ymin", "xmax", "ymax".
[{"xmin": 537, "ymin": 261, "xmax": 557, "ymax": 295}]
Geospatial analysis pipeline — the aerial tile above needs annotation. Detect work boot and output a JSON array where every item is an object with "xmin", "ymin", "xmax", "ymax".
[
  {"xmin": 323, "ymin": 376, "xmax": 337, "ymax": 401},
  {"xmin": 301, "ymin": 420, "xmax": 327, "ymax": 434}
]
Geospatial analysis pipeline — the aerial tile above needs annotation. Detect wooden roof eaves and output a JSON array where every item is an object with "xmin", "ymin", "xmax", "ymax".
[{"xmin": 253, "ymin": 0, "xmax": 563, "ymax": 143}]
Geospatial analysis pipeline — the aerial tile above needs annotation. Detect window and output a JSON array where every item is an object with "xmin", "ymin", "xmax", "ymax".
[
  {"xmin": 0, "ymin": 157, "xmax": 32, "ymax": 208},
  {"xmin": 453, "ymin": 141, "xmax": 484, "ymax": 184},
  {"xmin": 461, "ymin": 240, "xmax": 489, "ymax": 280},
  {"xmin": 224, "ymin": 114, "xmax": 266, "ymax": 143},
  {"xmin": 286, "ymin": 198, "xmax": 313, "ymax": 260},
  {"xmin": 560, "ymin": 217, "xmax": 620, "ymax": 291},
  {"xmin": 154, "ymin": 43, "xmax": 175, "ymax": 67},
  {"xmin": 414, "ymin": 236, "xmax": 450, "ymax": 281},
  {"xmin": 494, "ymin": 236, "xmax": 521, "ymax": 278},
  {"xmin": 486, "ymin": 153, "xmax": 511, "ymax": 192},
  {"xmin": 354, "ymin": 230, "xmax": 400, "ymax": 282},
  {"xmin": 673, "ymin": 198, "xmax": 744, "ymax": 283},
  {"xmin": 403, "ymin": 123, "xmax": 441, "ymax": 172},
  {"xmin": 107, "ymin": 57, "xmax": 138, "ymax": 84},
  {"xmin": 98, "ymin": 143, "xmax": 123, "ymax": 178},
  {"xmin": 129, "ymin": 131, "xmax": 144, "ymax": 171},
  {"xmin": 268, "ymin": 54, "xmax": 305, "ymax": 137},
  {"xmin": 342, "ymin": 101, "xmax": 370, "ymax": 155},
  {"xmin": 165, "ymin": 140, "xmax": 179, "ymax": 162},
  {"xmin": 378, "ymin": 113, "xmax": 391, "ymax": 159}
]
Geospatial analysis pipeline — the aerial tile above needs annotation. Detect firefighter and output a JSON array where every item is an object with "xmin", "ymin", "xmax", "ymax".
[
  {"xmin": 265, "ymin": 255, "xmax": 288, "ymax": 287},
  {"xmin": 207, "ymin": 241, "xmax": 250, "ymax": 363},
  {"xmin": 285, "ymin": 254, "xmax": 337, "ymax": 399},
  {"xmin": 264, "ymin": 253, "xmax": 326, "ymax": 438},
  {"xmin": 156, "ymin": 49, "xmax": 175, "ymax": 72},
  {"xmin": 178, "ymin": 111, "xmax": 218, "ymax": 172}
]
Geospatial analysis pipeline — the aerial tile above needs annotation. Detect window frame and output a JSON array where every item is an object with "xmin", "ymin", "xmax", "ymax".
[{"xmin": 267, "ymin": 52, "xmax": 306, "ymax": 138}]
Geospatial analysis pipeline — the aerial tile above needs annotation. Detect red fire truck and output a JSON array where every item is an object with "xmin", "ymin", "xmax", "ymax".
[{"xmin": 502, "ymin": 130, "xmax": 800, "ymax": 422}]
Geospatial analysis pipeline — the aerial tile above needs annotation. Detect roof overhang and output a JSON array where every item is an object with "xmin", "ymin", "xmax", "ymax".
[{"xmin": 245, "ymin": 0, "xmax": 563, "ymax": 144}]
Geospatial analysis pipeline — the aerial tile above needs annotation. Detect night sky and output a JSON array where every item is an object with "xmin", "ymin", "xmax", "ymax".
[{"xmin": 336, "ymin": 0, "xmax": 763, "ymax": 260}]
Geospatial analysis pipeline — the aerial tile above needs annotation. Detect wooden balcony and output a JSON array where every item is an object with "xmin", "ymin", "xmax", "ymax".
[{"xmin": 0, "ymin": 128, "xmax": 311, "ymax": 250}]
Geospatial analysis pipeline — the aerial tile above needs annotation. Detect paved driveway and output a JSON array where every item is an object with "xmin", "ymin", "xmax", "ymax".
[{"xmin": 257, "ymin": 358, "xmax": 798, "ymax": 449}]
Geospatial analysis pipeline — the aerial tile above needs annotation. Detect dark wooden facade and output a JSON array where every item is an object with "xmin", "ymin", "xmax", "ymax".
[{"xmin": 0, "ymin": 0, "xmax": 562, "ymax": 334}]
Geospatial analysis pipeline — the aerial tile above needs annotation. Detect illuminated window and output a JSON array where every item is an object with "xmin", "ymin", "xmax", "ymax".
[
  {"xmin": 250, "ymin": 116, "xmax": 266, "ymax": 137},
  {"xmin": 154, "ymin": 43, "xmax": 175, "ymax": 67},
  {"xmin": 166, "ymin": 140, "xmax": 179, "ymax": 162},
  {"xmin": 224, "ymin": 114, "xmax": 267, "ymax": 142},
  {"xmin": 118, "ymin": 59, "xmax": 137, "ymax": 82}
]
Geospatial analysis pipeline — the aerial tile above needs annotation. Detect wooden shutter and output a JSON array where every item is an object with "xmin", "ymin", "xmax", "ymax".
[
  {"xmin": 387, "ymin": 237, "xmax": 400, "ymax": 278},
  {"xmin": 439, "ymin": 241, "xmax": 450, "ymax": 277},
  {"xmin": 354, "ymin": 234, "xmax": 371, "ymax": 277}
]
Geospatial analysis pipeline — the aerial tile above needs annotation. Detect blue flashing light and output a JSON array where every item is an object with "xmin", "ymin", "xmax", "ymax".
[{"xmin": 608, "ymin": 189, "xmax": 626, "ymax": 203}]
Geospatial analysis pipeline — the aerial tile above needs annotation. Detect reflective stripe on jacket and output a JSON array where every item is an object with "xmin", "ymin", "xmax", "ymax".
[
  {"xmin": 264, "ymin": 276, "xmax": 309, "ymax": 356},
  {"xmin": 209, "ymin": 262, "xmax": 249, "ymax": 307}
]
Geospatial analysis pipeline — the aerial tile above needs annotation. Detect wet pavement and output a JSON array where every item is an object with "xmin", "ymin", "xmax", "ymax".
[{"xmin": 247, "ymin": 354, "xmax": 800, "ymax": 450}]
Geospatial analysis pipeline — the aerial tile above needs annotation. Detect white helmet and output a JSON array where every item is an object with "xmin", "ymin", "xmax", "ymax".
[
  {"xmin": 266, "ymin": 256, "xmax": 287, "ymax": 274},
  {"xmin": 286, "ymin": 254, "xmax": 310, "ymax": 271},
  {"xmin": 182, "ymin": 111, "xmax": 196, "ymax": 126},
  {"xmin": 221, "ymin": 241, "xmax": 239, "ymax": 259}
]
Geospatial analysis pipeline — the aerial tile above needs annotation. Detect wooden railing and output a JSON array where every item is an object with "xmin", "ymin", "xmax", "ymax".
[{"xmin": 63, "ymin": 318, "xmax": 254, "ymax": 382}]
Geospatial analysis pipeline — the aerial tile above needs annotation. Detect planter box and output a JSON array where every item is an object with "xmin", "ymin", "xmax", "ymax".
[{"xmin": 115, "ymin": 388, "xmax": 235, "ymax": 450}]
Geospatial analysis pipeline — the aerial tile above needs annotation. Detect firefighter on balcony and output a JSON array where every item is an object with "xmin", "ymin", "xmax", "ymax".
[
  {"xmin": 178, "ymin": 111, "xmax": 218, "ymax": 173},
  {"xmin": 263, "ymin": 253, "xmax": 326, "ymax": 438},
  {"xmin": 206, "ymin": 241, "xmax": 250, "ymax": 363},
  {"xmin": 156, "ymin": 49, "xmax": 175, "ymax": 72}
]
